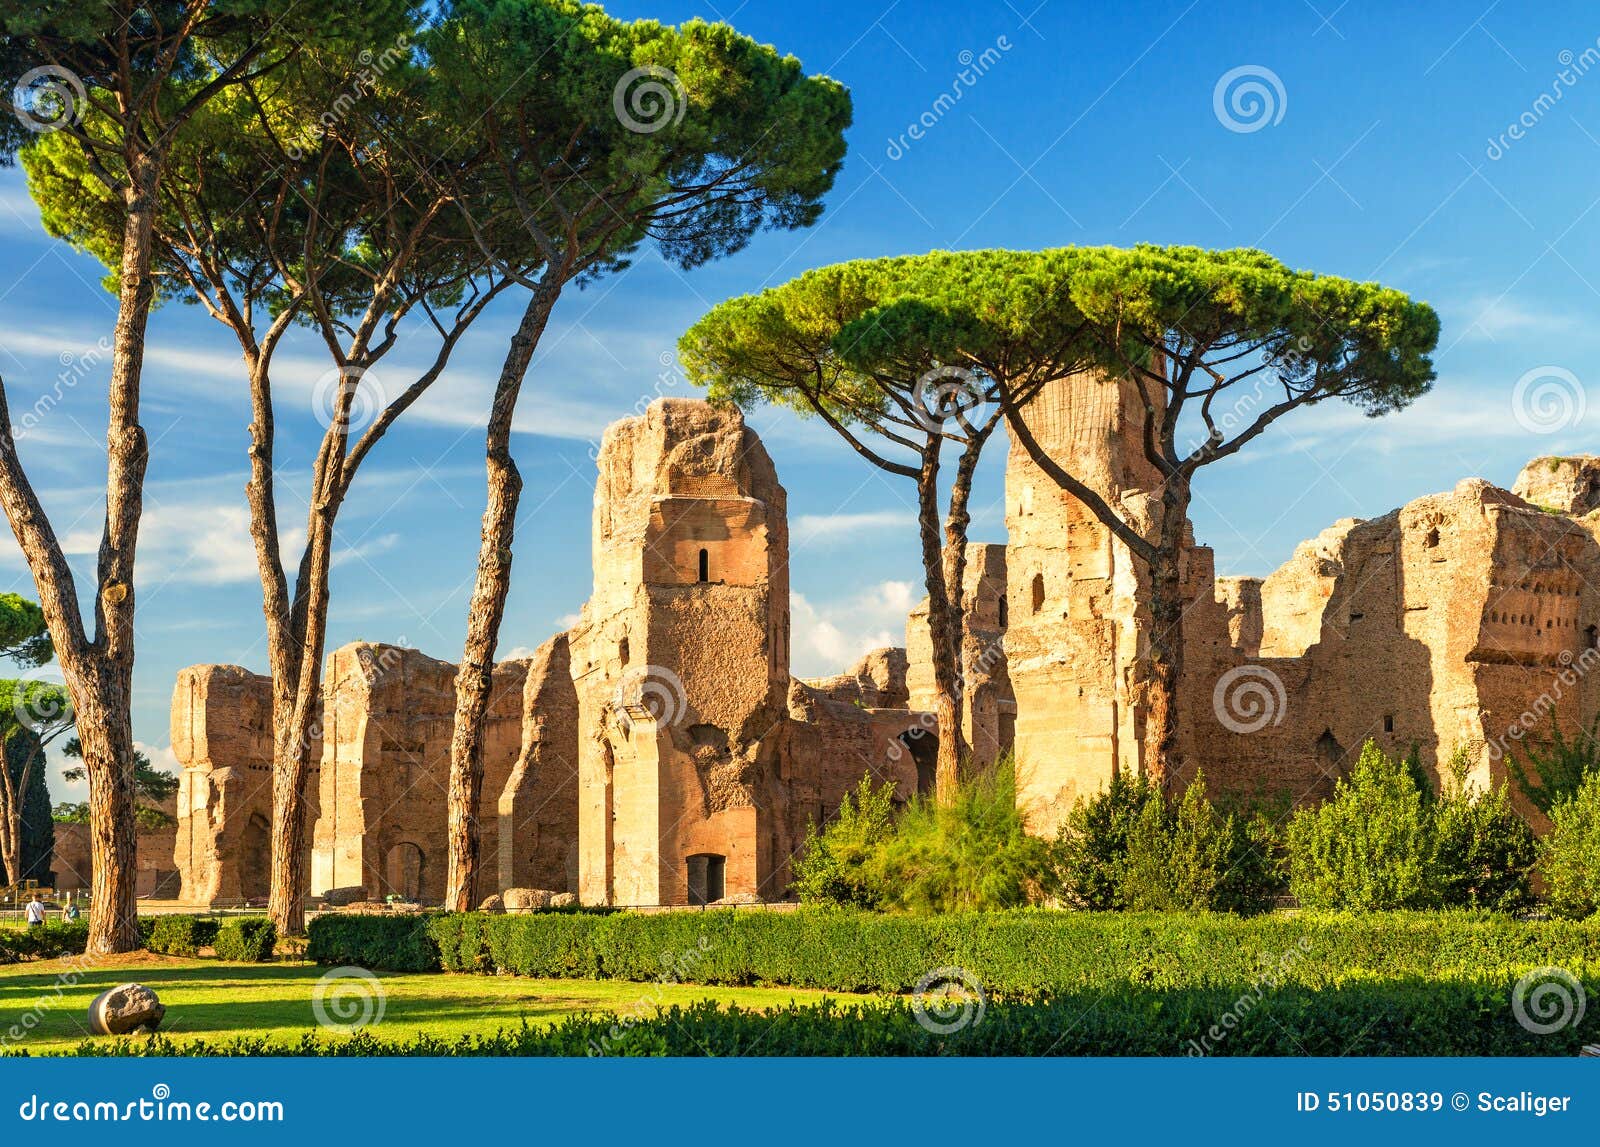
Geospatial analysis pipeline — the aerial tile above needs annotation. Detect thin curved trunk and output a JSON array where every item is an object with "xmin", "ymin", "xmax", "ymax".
[
  {"xmin": 914, "ymin": 451, "xmax": 967, "ymax": 804},
  {"xmin": 1142, "ymin": 481, "xmax": 1190, "ymax": 789},
  {"xmin": 444, "ymin": 290, "xmax": 561, "ymax": 912}
]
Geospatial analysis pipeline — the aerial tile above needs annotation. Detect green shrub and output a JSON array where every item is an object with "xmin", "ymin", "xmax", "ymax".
[
  {"xmin": 0, "ymin": 919, "xmax": 88, "ymax": 963},
  {"xmin": 307, "ymin": 912, "xmax": 440, "ymax": 972},
  {"xmin": 144, "ymin": 915, "xmax": 220, "ymax": 957},
  {"xmin": 1287, "ymin": 741, "xmax": 1435, "ymax": 910},
  {"xmin": 213, "ymin": 917, "xmax": 276, "ymax": 962},
  {"xmin": 792, "ymin": 758, "xmax": 1051, "ymax": 913},
  {"xmin": 48, "ymin": 977, "xmax": 1600, "ymax": 1058},
  {"xmin": 308, "ymin": 907, "xmax": 1600, "ymax": 1001},
  {"xmin": 1506, "ymin": 711, "xmax": 1600, "ymax": 814},
  {"xmin": 1431, "ymin": 757, "xmax": 1537, "ymax": 913},
  {"xmin": 790, "ymin": 774, "xmax": 895, "ymax": 909},
  {"xmin": 1541, "ymin": 770, "xmax": 1600, "ymax": 919},
  {"xmin": 1052, "ymin": 773, "xmax": 1282, "ymax": 913},
  {"xmin": 875, "ymin": 760, "xmax": 1049, "ymax": 913},
  {"xmin": 1051, "ymin": 773, "xmax": 1149, "ymax": 910}
]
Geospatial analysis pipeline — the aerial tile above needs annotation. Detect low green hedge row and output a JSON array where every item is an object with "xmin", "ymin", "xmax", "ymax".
[
  {"xmin": 143, "ymin": 916, "xmax": 221, "ymax": 957},
  {"xmin": 307, "ymin": 909, "xmax": 1600, "ymax": 995},
  {"xmin": 0, "ymin": 921, "xmax": 88, "ymax": 963},
  {"xmin": 39, "ymin": 981, "xmax": 1600, "ymax": 1057},
  {"xmin": 214, "ymin": 918, "xmax": 276, "ymax": 962}
]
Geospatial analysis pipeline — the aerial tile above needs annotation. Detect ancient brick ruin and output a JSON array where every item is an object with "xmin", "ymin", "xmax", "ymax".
[{"xmin": 169, "ymin": 382, "xmax": 1600, "ymax": 906}]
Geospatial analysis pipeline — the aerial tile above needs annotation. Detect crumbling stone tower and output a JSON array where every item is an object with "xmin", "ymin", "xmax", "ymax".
[
  {"xmin": 905, "ymin": 542, "xmax": 1015, "ymax": 770},
  {"xmin": 1004, "ymin": 370, "xmax": 1166, "ymax": 832},
  {"xmin": 172, "ymin": 664, "xmax": 294, "ymax": 904},
  {"xmin": 570, "ymin": 399, "xmax": 791, "ymax": 906}
]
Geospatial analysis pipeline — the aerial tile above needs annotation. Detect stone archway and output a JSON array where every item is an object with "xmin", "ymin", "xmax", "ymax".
[
  {"xmin": 384, "ymin": 842, "xmax": 425, "ymax": 901},
  {"xmin": 238, "ymin": 812, "xmax": 270, "ymax": 901}
]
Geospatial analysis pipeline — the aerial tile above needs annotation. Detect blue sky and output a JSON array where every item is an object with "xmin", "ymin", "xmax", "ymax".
[{"xmin": 5, "ymin": 0, "xmax": 1600, "ymax": 798}]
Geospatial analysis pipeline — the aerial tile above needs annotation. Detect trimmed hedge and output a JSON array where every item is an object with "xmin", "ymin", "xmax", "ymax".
[
  {"xmin": 144, "ymin": 915, "xmax": 220, "ymax": 957},
  {"xmin": 307, "ymin": 909, "xmax": 1600, "ymax": 996},
  {"xmin": 35, "ymin": 980, "xmax": 1600, "ymax": 1057},
  {"xmin": 0, "ymin": 920, "xmax": 88, "ymax": 963},
  {"xmin": 213, "ymin": 918, "xmax": 276, "ymax": 962}
]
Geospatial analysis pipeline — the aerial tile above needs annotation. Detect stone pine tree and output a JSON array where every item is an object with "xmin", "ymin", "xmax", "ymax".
[
  {"xmin": 432, "ymin": 0, "xmax": 851, "ymax": 911},
  {"xmin": 24, "ymin": 6, "xmax": 523, "ymax": 934},
  {"xmin": 0, "ymin": 2, "xmax": 398, "ymax": 951},
  {"xmin": 680, "ymin": 250, "xmax": 1092, "ymax": 803},
  {"xmin": 997, "ymin": 245, "xmax": 1438, "ymax": 785}
]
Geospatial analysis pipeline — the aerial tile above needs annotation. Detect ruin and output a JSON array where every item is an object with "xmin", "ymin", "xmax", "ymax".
[{"xmin": 169, "ymin": 380, "xmax": 1600, "ymax": 905}]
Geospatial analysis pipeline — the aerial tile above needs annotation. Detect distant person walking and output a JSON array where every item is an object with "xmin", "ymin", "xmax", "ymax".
[
  {"xmin": 61, "ymin": 899, "xmax": 79, "ymax": 923},
  {"xmin": 24, "ymin": 892, "xmax": 46, "ymax": 929}
]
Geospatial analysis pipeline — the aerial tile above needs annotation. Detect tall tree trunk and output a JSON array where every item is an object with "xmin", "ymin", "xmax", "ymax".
[
  {"xmin": 74, "ymin": 690, "xmax": 140, "ymax": 946},
  {"xmin": 914, "ymin": 453, "xmax": 967, "ymax": 804},
  {"xmin": 0, "ymin": 149, "xmax": 158, "ymax": 952},
  {"xmin": 1142, "ymin": 481, "xmax": 1190, "ymax": 789},
  {"xmin": 265, "ymin": 436, "xmax": 344, "ymax": 936},
  {"xmin": 0, "ymin": 744, "xmax": 19, "ymax": 887},
  {"xmin": 444, "ymin": 291, "xmax": 559, "ymax": 912}
]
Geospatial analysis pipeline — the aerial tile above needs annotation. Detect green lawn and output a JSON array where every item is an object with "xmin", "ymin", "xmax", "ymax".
[{"xmin": 0, "ymin": 954, "xmax": 870, "ymax": 1054}]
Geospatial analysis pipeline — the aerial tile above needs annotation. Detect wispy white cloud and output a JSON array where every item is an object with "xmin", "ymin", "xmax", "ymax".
[
  {"xmin": 790, "ymin": 580, "xmax": 916, "ymax": 678},
  {"xmin": 792, "ymin": 508, "xmax": 916, "ymax": 545}
]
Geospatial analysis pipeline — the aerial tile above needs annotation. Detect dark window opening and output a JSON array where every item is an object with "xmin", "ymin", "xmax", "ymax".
[
  {"xmin": 1587, "ymin": 624, "xmax": 1598, "ymax": 649},
  {"xmin": 1031, "ymin": 573, "xmax": 1045, "ymax": 614},
  {"xmin": 998, "ymin": 596, "xmax": 1009, "ymax": 629},
  {"xmin": 686, "ymin": 853, "xmax": 726, "ymax": 906},
  {"xmin": 618, "ymin": 637, "xmax": 629, "ymax": 666},
  {"xmin": 899, "ymin": 728, "xmax": 940, "ymax": 798},
  {"xmin": 1383, "ymin": 714, "xmax": 1395, "ymax": 733},
  {"xmin": 697, "ymin": 548, "xmax": 709, "ymax": 583}
]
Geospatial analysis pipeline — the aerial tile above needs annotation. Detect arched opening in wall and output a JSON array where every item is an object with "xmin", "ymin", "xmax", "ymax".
[
  {"xmin": 697, "ymin": 548, "xmax": 709, "ymax": 583},
  {"xmin": 998, "ymin": 596, "xmax": 1008, "ymax": 629},
  {"xmin": 384, "ymin": 842, "xmax": 425, "ymax": 902},
  {"xmin": 899, "ymin": 728, "xmax": 940, "ymax": 797},
  {"xmin": 239, "ymin": 812, "xmax": 270, "ymax": 901},
  {"xmin": 1031, "ymin": 574, "xmax": 1045, "ymax": 614},
  {"xmin": 1313, "ymin": 729, "xmax": 1347, "ymax": 798},
  {"xmin": 618, "ymin": 637, "xmax": 629, "ymax": 667},
  {"xmin": 686, "ymin": 853, "xmax": 725, "ymax": 906},
  {"xmin": 1587, "ymin": 624, "xmax": 1598, "ymax": 650}
]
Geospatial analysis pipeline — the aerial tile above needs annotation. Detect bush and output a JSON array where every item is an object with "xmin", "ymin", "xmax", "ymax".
[
  {"xmin": 1051, "ymin": 773, "xmax": 1149, "ymax": 909},
  {"xmin": 144, "ymin": 915, "xmax": 220, "ymax": 957},
  {"xmin": 1541, "ymin": 770, "xmax": 1600, "ymax": 919},
  {"xmin": 306, "ymin": 912, "xmax": 440, "ymax": 972},
  {"xmin": 0, "ymin": 919, "xmax": 87, "ymax": 963},
  {"xmin": 309, "ymin": 907, "xmax": 1600, "ymax": 1000},
  {"xmin": 1287, "ymin": 741, "xmax": 1435, "ymax": 910},
  {"xmin": 792, "ymin": 758, "xmax": 1051, "ymax": 912},
  {"xmin": 1507, "ymin": 711, "xmax": 1600, "ymax": 814},
  {"xmin": 790, "ymin": 774, "xmax": 895, "ymax": 909},
  {"xmin": 50, "ymin": 979, "xmax": 1600, "ymax": 1058},
  {"xmin": 1053, "ymin": 773, "xmax": 1282, "ymax": 913},
  {"xmin": 213, "ymin": 917, "xmax": 276, "ymax": 962},
  {"xmin": 1432, "ymin": 755, "xmax": 1537, "ymax": 913}
]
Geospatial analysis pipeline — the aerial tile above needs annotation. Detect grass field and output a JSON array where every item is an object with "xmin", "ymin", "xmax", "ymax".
[{"xmin": 0, "ymin": 953, "xmax": 870, "ymax": 1054}]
